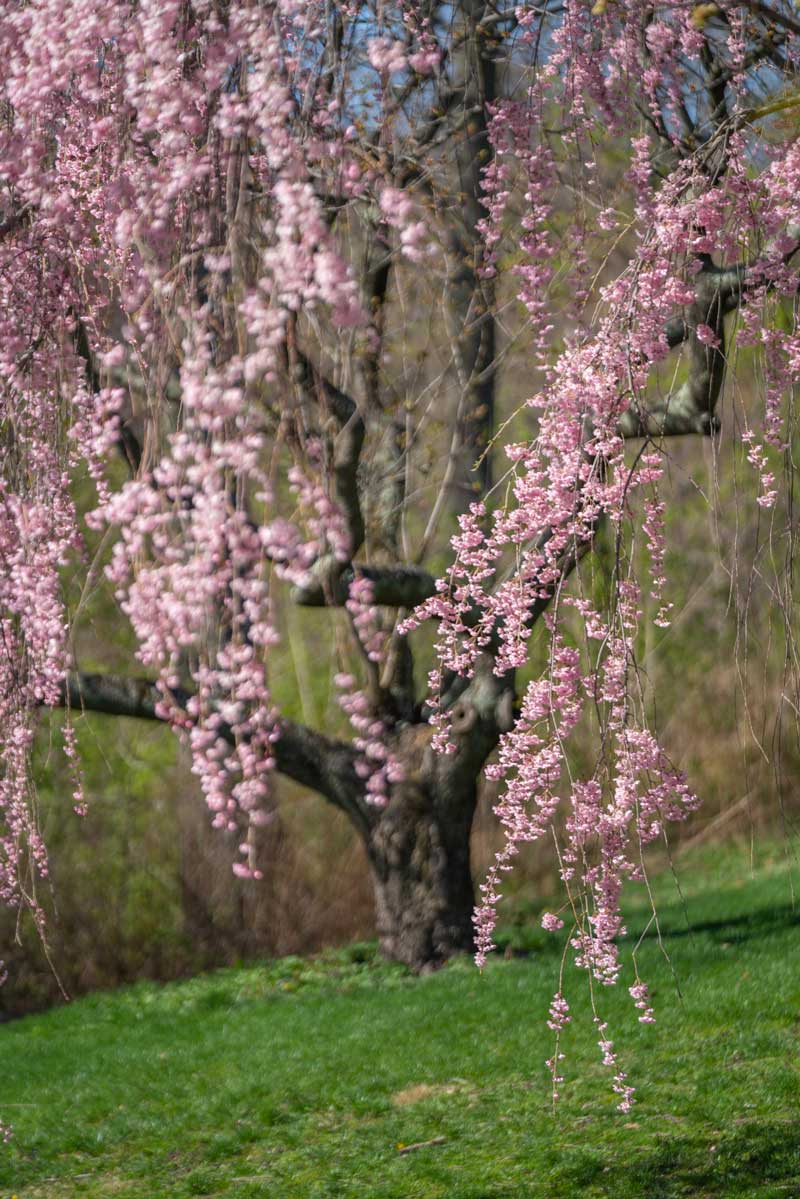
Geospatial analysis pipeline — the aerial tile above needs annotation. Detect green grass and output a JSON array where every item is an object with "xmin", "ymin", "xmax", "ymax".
[{"xmin": 2, "ymin": 842, "xmax": 800, "ymax": 1198}]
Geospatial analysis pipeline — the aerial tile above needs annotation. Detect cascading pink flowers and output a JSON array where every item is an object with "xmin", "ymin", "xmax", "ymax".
[
  {"xmin": 0, "ymin": 0, "xmax": 799, "ymax": 1119},
  {"xmin": 402, "ymin": 0, "xmax": 800, "ymax": 1107}
]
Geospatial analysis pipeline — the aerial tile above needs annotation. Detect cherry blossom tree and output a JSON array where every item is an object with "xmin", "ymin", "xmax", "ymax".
[{"xmin": 2, "ymin": 1, "xmax": 800, "ymax": 1100}]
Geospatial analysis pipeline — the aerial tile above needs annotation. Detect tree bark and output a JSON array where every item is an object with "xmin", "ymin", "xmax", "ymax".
[
  {"xmin": 367, "ymin": 775, "xmax": 477, "ymax": 970},
  {"xmin": 441, "ymin": 0, "xmax": 497, "ymax": 501},
  {"xmin": 362, "ymin": 661, "xmax": 514, "ymax": 970}
]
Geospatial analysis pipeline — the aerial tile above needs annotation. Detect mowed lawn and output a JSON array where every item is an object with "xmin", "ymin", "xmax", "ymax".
[{"xmin": 2, "ymin": 843, "xmax": 800, "ymax": 1199}]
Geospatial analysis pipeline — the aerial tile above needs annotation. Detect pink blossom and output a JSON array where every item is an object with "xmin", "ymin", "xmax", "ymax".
[{"xmin": 367, "ymin": 37, "xmax": 407, "ymax": 77}]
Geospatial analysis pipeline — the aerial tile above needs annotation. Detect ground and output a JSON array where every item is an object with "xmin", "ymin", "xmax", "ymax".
[{"xmin": 1, "ymin": 841, "xmax": 799, "ymax": 1198}]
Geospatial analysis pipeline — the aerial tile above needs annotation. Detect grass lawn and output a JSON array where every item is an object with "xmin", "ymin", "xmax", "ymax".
[{"xmin": 2, "ymin": 841, "xmax": 800, "ymax": 1198}]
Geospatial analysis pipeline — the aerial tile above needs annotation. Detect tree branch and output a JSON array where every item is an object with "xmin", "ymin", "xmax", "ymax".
[
  {"xmin": 291, "ymin": 561, "xmax": 436, "ymax": 608},
  {"xmin": 291, "ymin": 349, "xmax": 366, "ymax": 555},
  {"xmin": 55, "ymin": 672, "xmax": 372, "ymax": 837},
  {"xmin": 0, "ymin": 201, "xmax": 33, "ymax": 241}
]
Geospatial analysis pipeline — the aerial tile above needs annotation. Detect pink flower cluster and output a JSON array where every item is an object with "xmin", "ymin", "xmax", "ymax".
[
  {"xmin": 338, "ymin": 575, "xmax": 405, "ymax": 806},
  {"xmin": 367, "ymin": 37, "xmax": 408, "ymax": 77},
  {"xmin": 379, "ymin": 187, "xmax": 433, "ymax": 264}
]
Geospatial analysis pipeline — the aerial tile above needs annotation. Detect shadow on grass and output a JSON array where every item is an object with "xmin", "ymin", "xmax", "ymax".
[
  {"xmin": 497, "ymin": 901, "xmax": 800, "ymax": 959},
  {"xmin": 627, "ymin": 903, "xmax": 800, "ymax": 946},
  {"xmin": 463, "ymin": 1121, "xmax": 800, "ymax": 1199},
  {"xmin": 430, "ymin": 1122, "xmax": 800, "ymax": 1199},
  {"xmin": 582, "ymin": 1119, "xmax": 800, "ymax": 1199}
]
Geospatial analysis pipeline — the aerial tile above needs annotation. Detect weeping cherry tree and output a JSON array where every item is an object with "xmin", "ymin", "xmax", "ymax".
[{"xmin": 1, "ymin": 0, "xmax": 800, "ymax": 1111}]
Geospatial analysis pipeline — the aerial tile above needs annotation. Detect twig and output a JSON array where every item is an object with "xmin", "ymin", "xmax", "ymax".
[{"xmin": 397, "ymin": 1136, "xmax": 446, "ymax": 1155}]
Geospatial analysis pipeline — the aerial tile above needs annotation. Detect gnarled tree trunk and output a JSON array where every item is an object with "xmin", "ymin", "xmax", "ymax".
[
  {"xmin": 359, "ymin": 670, "xmax": 513, "ymax": 970},
  {"xmin": 367, "ymin": 775, "xmax": 478, "ymax": 970}
]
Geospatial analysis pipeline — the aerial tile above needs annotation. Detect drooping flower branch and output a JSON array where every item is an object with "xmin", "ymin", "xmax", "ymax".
[{"xmin": 401, "ymin": 0, "xmax": 800, "ymax": 1105}]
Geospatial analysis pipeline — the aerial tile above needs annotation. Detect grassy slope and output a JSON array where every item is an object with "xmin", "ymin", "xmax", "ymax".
[{"xmin": 2, "ymin": 843, "xmax": 800, "ymax": 1199}]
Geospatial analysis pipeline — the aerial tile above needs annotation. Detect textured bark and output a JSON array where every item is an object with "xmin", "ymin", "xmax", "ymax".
[
  {"xmin": 364, "ymin": 660, "xmax": 514, "ymax": 969},
  {"xmin": 440, "ymin": 0, "xmax": 497, "ymax": 500},
  {"xmin": 368, "ymin": 779, "xmax": 477, "ymax": 969}
]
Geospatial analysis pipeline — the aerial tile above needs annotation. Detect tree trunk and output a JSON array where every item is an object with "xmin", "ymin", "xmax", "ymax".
[
  {"xmin": 443, "ymin": 0, "xmax": 497, "ymax": 499},
  {"xmin": 366, "ymin": 774, "xmax": 477, "ymax": 971}
]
